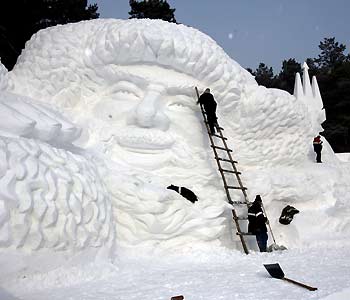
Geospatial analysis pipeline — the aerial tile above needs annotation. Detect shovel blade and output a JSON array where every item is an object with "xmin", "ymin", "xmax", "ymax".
[
  {"xmin": 264, "ymin": 263, "xmax": 285, "ymax": 279},
  {"xmin": 267, "ymin": 243, "xmax": 288, "ymax": 252}
]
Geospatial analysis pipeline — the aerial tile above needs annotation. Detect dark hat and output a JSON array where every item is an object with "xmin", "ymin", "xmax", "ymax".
[{"xmin": 254, "ymin": 195, "xmax": 262, "ymax": 203}]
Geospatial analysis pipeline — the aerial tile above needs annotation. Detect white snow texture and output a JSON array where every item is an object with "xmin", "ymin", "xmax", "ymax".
[{"xmin": 0, "ymin": 18, "xmax": 349, "ymax": 277}]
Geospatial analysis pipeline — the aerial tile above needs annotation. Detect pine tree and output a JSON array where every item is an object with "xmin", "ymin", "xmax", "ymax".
[
  {"xmin": 129, "ymin": 0, "xmax": 177, "ymax": 23},
  {"xmin": 315, "ymin": 37, "xmax": 347, "ymax": 73},
  {"xmin": 0, "ymin": 0, "xmax": 99, "ymax": 70},
  {"xmin": 246, "ymin": 67, "xmax": 255, "ymax": 76},
  {"xmin": 277, "ymin": 58, "xmax": 301, "ymax": 94},
  {"xmin": 254, "ymin": 63, "xmax": 275, "ymax": 88},
  {"xmin": 310, "ymin": 38, "xmax": 350, "ymax": 152},
  {"xmin": 305, "ymin": 58, "xmax": 318, "ymax": 77}
]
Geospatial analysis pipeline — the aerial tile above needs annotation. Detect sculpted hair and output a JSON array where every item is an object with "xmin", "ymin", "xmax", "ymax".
[{"xmin": 10, "ymin": 19, "xmax": 256, "ymax": 107}]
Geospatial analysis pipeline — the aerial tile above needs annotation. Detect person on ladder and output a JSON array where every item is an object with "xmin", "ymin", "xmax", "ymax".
[
  {"xmin": 248, "ymin": 195, "xmax": 268, "ymax": 252},
  {"xmin": 197, "ymin": 88, "xmax": 218, "ymax": 135}
]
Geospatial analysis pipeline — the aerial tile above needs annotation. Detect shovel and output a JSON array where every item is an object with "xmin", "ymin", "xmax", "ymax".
[
  {"xmin": 264, "ymin": 263, "xmax": 317, "ymax": 291},
  {"xmin": 260, "ymin": 204, "xmax": 287, "ymax": 252}
]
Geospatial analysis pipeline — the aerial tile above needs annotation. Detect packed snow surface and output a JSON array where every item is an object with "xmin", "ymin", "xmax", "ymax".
[{"xmin": 0, "ymin": 18, "xmax": 349, "ymax": 299}]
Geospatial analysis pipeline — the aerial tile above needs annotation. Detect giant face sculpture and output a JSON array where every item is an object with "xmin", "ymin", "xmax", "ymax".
[
  {"xmin": 4, "ymin": 18, "xmax": 347, "ymax": 259},
  {"xmin": 84, "ymin": 66, "xmax": 205, "ymax": 171},
  {"xmin": 4, "ymin": 20, "xmax": 252, "ymax": 256},
  {"xmin": 8, "ymin": 19, "xmax": 319, "ymax": 170},
  {"xmin": 8, "ymin": 19, "xmax": 255, "ymax": 172}
]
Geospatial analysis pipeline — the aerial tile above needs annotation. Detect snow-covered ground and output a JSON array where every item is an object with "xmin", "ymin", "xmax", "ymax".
[
  {"xmin": 0, "ymin": 19, "xmax": 349, "ymax": 300},
  {"xmin": 336, "ymin": 153, "xmax": 350, "ymax": 162},
  {"xmin": 3, "ymin": 242, "xmax": 350, "ymax": 300}
]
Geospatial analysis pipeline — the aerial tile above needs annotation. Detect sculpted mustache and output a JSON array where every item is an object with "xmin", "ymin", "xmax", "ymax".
[{"xmin": 101, "ymin": 128, "xmax": 175, "ymax": 149}]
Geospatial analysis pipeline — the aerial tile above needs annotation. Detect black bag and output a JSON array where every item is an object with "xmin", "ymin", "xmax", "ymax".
[{"xmin": 279, "ymin": 205, "xmax": 299, "ymax": 225}]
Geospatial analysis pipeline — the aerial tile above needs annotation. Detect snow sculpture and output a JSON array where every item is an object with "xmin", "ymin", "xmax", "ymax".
[
  {"xmin": 4, "ymin": 19, "xmax": 248, "ymax": 257},
  {"xmin": 8, "ymin": 19, "xmax": 317, "ymax": 167},
  {"xmin": 0, "ymin": 60, "xmax": 8, "ymax": 90},
  {"xmin": 0, "ymin": 91, "xmax": 81, "ymax": 143},
  {"xmin": 293, "ymin": 62, "xmax": 326, "ymax": 134},
  {"xmin": 0, "ymin": 18, "xmax": 349, "ymax": 271},
  {"xmin": 0, "ymin": 136, "xmax": 115, "ymax": 251},
  {"xmin": 0, "ymin": 91, "xmax": 116, "ymax": 276}
]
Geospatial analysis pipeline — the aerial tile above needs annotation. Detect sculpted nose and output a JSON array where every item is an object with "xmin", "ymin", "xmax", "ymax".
[
  {"xmin": 134, "ymin": 86, "xmax": 169, "ymax": 130},
  {"xmin": 135, "ymin": 91, "xmax": 158, "ymax": 127}
]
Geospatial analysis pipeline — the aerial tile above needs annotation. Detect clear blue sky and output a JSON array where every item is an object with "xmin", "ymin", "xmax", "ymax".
[{"xmin": 88, "ymin": 0, "xmax": 350, "ymax": 73}]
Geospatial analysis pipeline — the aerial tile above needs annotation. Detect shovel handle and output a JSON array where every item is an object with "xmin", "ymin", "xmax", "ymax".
[{"xmin": 283, "ymin": 277, "xmax": 317, "ymax": 291}]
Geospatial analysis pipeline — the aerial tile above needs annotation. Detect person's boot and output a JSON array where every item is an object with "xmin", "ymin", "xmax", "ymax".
[{"xmin": 210, "ymin": 126, "xmax": 215, "ymax": 135}]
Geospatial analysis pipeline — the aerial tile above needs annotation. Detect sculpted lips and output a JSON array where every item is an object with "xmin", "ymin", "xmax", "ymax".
[{"xmin": 115, "ymin": 128, "xmax": 175, "ymax": 151}]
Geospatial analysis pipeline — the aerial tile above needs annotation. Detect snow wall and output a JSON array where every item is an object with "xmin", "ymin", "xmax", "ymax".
[{"xmin": 0, "ymin": 18, "xmax": 349, "ymax": 277}]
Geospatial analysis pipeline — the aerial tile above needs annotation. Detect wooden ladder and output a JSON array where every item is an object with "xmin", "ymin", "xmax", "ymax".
[{"xmin": 195, "ymin": 87, "xmax": 252, "ymax": 254}]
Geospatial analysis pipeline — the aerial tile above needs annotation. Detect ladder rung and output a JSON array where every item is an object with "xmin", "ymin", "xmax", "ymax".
[
  {"xmin": 217, "ymin": 158, "xmax": 238, "ymax": 163},
  {"xmin": 211, "ymin": 134, "xmax": 227, "ymax": 140},
  {"xmin": 231, "ymin": 201, "xmax": 250, "ymax": 205},
  {"xmin": 211, "ymin": 145, "xmax": 232, "ymax": 152},
  {"xmin": 234, "ymin": 216, "xmax": 248, "ymax": 220},
  {"xmin": 226, "ymin": 186, "xmax": 247, "ymax": 190},
  {"xmin": 237, "ymin": 232, "xmax": 254, "ymax": 236},
  {"xmin": 220, "ymin": 169, "xmax": 241, "ymax": 175}
]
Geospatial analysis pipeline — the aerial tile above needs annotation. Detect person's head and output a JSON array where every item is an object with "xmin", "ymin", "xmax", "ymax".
[
  {"xmin": 254, "ymin": 195, "xmax": 262, "ymax": 204},
  {"xmin": 204, "ymin": 88, "xmax": 210, "ymax": 93}
]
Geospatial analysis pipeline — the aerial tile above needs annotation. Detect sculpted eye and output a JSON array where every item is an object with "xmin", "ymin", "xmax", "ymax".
[
  {"xmin": 167, "ymin": 95, "xmax": 195, "ymax": 112},
  {"xmin": 112, "ymin": 90, "xmax": 140, "ymax": 100},
  {"xmin": 108, "ymin": 81, "xmax": 143, "ymax": 99},
  {"xmin": 167, "ymin": 102, "xmax": 195, "ymax": 114},
  {"xmin": 170, "ymin": 103, "xmax": 186, "ymax": 108}
]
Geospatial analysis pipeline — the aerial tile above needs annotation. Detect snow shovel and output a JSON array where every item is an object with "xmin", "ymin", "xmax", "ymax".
[
  {"xmin": 264, "ymin": 263, "xmax": 317, "ymax": 291},
  {"xmin": 260, "ymin": 204, "xmax": 287, "ymax": 251}
]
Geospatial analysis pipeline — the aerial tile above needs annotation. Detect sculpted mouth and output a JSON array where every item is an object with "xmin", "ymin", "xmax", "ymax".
[{"xmin": 115, "ymin": 128, "xmax": 175, "ymax": 151}]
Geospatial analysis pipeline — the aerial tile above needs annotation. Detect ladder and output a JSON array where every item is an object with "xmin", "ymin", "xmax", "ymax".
[{"xmin": 195, "ymin": 87, "xmax": 252, "ymax": 254}]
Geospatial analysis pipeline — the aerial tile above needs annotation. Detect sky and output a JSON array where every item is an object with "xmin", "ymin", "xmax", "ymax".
[{"xmin": 87, "ymin": 0, "xmax": 350, "ymax": 73}]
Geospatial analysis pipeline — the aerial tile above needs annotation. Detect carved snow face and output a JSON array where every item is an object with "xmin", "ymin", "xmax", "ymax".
[
  {"xmin": 6, "ymin": 19, "xmax": 247, "ymax": 171},
  {"xmin": 7, "ymin": 18, "xmax": 317, "ymax": 169},
  {"xmin": 86, "ymin": 65, "xmax": 207, "ymax": 171}
]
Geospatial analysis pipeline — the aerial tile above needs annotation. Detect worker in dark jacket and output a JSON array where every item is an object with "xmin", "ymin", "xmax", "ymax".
[
  {"xmin": 313, "ymin": 135, "xmax": 323, "ymax": 163},
  {"xmin": 197, "ymin": 88, "xmax": 218, "ymax": 135},
  {"xmin": 248, "ymin": 195, "xmax": 268, "ymax": 252}
]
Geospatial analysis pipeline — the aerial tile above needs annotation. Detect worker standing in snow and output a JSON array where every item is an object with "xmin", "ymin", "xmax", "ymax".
[
  {"xmin": 248, "ymin": 195, "xmax": 268, "ymax": 252},
  {"xmin": 197, "ymin": 88, "xmax": 218, "ymax": 135},
  {"xmin": 313, "ymin": 135, "xmax": 323, "ymax": 163}
]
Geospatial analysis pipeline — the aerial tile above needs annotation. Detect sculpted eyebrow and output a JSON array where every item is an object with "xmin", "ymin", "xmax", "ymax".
[{"xmin": 105, "ymin": 67, "xmax": 148, "ymax": 90}]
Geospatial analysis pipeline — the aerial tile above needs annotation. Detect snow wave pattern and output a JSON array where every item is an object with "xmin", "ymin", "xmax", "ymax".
[
  {"xmin": 0, "ymin": 137, "xmax": 115, "ymax": 252},
  {"xmin": 8, "ymin": 19, "xmax": 256, "ymax": 108}
]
